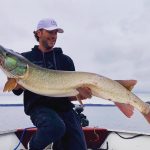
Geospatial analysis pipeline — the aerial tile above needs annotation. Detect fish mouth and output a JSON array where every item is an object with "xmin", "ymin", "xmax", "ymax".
[{"xmin": 0, "ymin": 56, "xmax": 4, "ymax": 66}]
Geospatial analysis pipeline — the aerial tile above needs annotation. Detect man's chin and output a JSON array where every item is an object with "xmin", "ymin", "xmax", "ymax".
[
  {"xmin": 45, "ymin": 45, "xmax": 54, "ymax": 50},
  {"xmin": 48, "ymin": 43, "xmax": 55, "ymax": 48}
]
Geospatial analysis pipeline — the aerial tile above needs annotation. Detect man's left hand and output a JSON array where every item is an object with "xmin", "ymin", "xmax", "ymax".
[
  {"xmin": 70, "ymin": 87, "xmax": 92, "ymax": 102},
  {"xmin": 76, "ymin": 87, "xmax": 92, "ymax": 100}
]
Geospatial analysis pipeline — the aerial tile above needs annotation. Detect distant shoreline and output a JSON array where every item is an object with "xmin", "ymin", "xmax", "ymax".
[{"xmin": 0, "ymin": 104, "xmax": 115, "ymax": 107}]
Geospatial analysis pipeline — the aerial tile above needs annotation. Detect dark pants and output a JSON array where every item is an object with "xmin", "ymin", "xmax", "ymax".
[{"xmin": 29, "ymin": 107, "xmax": 87, "ymax": 150}]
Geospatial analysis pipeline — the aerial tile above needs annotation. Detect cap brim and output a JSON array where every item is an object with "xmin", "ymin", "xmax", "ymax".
[
  {"xmin": 57, "ymin": 28, "xmax": 64, "ymax": 33},
  {"xmin": 40, "ymin": 26, "xmax": 64, "ymax": 33}
]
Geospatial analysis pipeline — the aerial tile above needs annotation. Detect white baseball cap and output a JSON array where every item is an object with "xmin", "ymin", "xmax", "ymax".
[{"xmin": 36, "ymin": 18, "xmax": 64, "ymax": 33}]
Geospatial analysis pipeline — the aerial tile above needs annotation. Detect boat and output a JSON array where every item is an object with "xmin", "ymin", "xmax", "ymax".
[
  {"xmin": 0, "ymin": 127, "xmax": 150, "ymax": 150},
  {"xmin": 0, "ymin": 101, "xmax": 150, "ymax": 150}
]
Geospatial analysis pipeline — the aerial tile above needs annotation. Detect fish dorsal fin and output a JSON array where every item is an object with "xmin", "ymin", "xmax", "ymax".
[
  {"xmin": 116, "ymin": 80, "xmax": 137, "ymax": 91},
  {"xmin": 115, "ymin": 102, "xmax": 134, "ymax": 118},
  {"xmin": 3, "ymin": 78, "xmax": 17, "ymax": 92}
]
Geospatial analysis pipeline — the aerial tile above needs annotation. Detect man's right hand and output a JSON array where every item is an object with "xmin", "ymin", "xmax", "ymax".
[{"xmin": 13, "ymin": 83, "xmax": 25, "ymax": 90}]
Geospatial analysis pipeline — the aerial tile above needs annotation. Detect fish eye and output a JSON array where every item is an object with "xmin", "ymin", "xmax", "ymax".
[{"xmin": 5, "ymin": 53, "xmax": 10, "ymax": 57}]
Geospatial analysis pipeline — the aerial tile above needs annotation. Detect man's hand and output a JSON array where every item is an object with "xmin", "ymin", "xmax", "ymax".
[
  {"xmin": 70, "ymin": 87, "xmax": 92, "ymax": 103},
  {"xmin": 13, "ymin": 83, "xmax": 25, "ymax": 90},
  {"xmin": 76, "ymin": 87, "xmax": 92, "ymax": 100}
]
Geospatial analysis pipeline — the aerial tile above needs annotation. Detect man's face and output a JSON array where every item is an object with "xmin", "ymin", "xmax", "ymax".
[{"xmin": 38, "ymin": 29, "xmax": 58, "ymax": 50}]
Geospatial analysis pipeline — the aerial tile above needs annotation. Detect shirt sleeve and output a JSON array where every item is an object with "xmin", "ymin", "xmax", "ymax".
[
  {"xmin": 63, "ymin": 55, "xmax": 75, "ymax": 71},
  {"xmin": 12, "ymin": 89, "xmax": 24, "ymax": 96}
]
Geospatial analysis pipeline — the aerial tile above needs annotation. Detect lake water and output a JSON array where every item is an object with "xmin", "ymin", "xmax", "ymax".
[{"xmin": 0, "ymin": 92, "xmax": 150, "ymax": 134}]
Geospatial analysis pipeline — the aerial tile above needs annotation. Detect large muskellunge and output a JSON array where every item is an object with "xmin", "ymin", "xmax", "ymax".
[{"xmin": 0, "ymin": 45, "xmax": 150, "ymax": 123}]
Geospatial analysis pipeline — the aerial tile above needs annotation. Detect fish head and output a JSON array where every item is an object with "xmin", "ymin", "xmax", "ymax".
[
  {"xmin": 0, "ymin": 45, "xmax": 7, "ymax": 65},
  {"xmin": 0, "ymin": 45, "xmax": 29, "ymax": 79}
]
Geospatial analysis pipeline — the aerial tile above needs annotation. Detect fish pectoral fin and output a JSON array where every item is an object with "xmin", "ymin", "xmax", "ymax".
[
  {"xmin": 115, "ymin": 102, "xmax": 134, "ymax": 118},
  {"xmin": 116, "ymin": 80, "xmax": 137, "ymax": 91},
  {"xmin": 3, "ymin": 78, "xmax": 17, "ymax": 92}
]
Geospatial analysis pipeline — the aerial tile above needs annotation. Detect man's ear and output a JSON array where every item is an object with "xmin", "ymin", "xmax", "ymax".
[{"xmin": 36, "ymin": 30, "xmax": 43, "ymax": 38}]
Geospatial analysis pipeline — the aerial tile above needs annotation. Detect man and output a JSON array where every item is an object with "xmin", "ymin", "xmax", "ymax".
[
  {"xmin": 11, "ymin": 18, "xmax": 137, "ymax": 150},
  {"xmin": 13, "ymin": 18, "xmax": 91, "ymax": 150}
]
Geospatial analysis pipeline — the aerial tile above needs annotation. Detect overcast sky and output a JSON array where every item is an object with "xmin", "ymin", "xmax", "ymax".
[{"xmin": 0, "ymin": 0, "xmax": 150, "ymax": 93}]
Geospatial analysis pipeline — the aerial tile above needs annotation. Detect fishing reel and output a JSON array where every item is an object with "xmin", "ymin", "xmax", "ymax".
[{"xmin": 74, "ymin": 105, "xmax": 89, "ymax": 127}]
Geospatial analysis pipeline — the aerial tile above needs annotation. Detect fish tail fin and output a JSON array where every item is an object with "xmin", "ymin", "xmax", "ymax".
[
  {"xmin": 143, "ymin": 111, "xmax": 150, "ymax": 124},
  {"xmin": 115, "ymin": 102, "xmax": 134, "ymax": 118}
]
